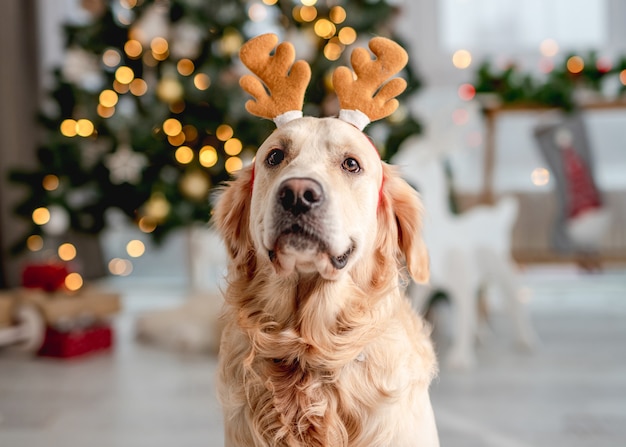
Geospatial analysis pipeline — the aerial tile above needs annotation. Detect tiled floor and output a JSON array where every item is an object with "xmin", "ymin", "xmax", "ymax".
[{"xmin": 1, "ymin": 266, "xmax": 625, "ymax": 446}]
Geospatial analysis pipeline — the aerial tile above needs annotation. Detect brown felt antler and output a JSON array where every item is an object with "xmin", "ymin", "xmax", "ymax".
[
  {"xmin": 333, "ymin": 37, "xmax": 409, "ymax": 130},
  {"xmin": 239, "ymin": 33, "xmax": 311, "ymax": 127}
]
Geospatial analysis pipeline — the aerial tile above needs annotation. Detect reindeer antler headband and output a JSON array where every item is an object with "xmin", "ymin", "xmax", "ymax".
[{"xmin": 239, "ymin": 33, "xmax": 409, "ymax": 131}]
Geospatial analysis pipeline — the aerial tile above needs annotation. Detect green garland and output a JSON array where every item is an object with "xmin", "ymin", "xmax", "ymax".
[{"xmin": 472, "ymin": 51, "xmax": 626, "ymax": 110}]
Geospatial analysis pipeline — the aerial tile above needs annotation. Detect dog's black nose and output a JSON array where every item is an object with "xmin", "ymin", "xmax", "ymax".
[{"xmin": 278, "ymin": 178, "xmax": 324, "ymax": 215}]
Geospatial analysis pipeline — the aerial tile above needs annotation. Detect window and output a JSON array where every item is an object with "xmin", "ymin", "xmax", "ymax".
[{"xmin": 439, "ymin": 0, "xmax": 608, "ymax": 53}]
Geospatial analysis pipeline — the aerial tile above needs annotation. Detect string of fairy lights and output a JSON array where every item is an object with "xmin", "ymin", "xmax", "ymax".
[{"xmin": 25, "ymin": 0, "xmax": 368, "ymax": 291}]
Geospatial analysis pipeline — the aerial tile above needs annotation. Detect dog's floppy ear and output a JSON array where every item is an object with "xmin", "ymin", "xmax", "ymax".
[
  {"xmin": 212, "ymin": 165, "xmax": 254, "ymax": 263},
  {"xmin": 379, "ymin": 163, "xmax": 430, "ymax": 284}
]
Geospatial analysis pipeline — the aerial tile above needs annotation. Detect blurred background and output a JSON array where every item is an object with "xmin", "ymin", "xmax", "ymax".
[{"xmin": 0, "ymin": 0, "xmax": 625, "ymax": 446}]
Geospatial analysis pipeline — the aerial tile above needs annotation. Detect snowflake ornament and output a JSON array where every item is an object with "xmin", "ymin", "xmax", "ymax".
[{"xmin": 105, "ymin": 144, "xmax": 148, "ymax": 184}]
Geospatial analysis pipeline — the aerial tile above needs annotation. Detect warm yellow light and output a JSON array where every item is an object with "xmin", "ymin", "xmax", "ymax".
[
  {"xmin": 163, "ymin": 118, "xmax": 183, "ymax": 136},
  {"xmin": 539, "ymin": 39, "xmax": 559, "ymax": 57},
  {"xmin": 60, "ymin": 119, "xmax": 78, "ymax": 137},
  {"xmin": 262, "ymin": 0, "xmax": 277, "ymax": 4},
  {"xmin": 224, "ymin": 138, "xmax": 243, "ymax": 156},
  {"xmin": 124, "ymin": 39, "xmax": 143, "ymax": 58},
  {"xmin": 126, "ymin": 239, "xmax": 145, "ymax": 258},
  {"xmin": 102, "ymin": 49, "xmax": 121, "ymax": 67},
  {"xmin": 41, "ymin": 174, "xmax": 59, "ymax": 191},
  {"xmin": 108, "ymin": 258, "xmax": 133, "ymax": 276},
  {"xmin": 292, "ymin": 6, "xmax": 303, "ymax": 22},
  {"xmin": 177, "ymin": 58, "xmax": 195, "ymax": 76},
  {"xmin": 300, "ymin": 6, "xmax": 317, "ymax": 22},
  {"xmin": 65, "ymin": 272, "xmax": 83, "ymax": 291},
  {"xmin": 314, "ymin": 19, "xmax": 336, "ymax": 39},
  {"xmin": 113, "ymin": 80, "xmax": 130, "ymax": 94},
  {"xmin": 452, "ymin": 49, "xmax": 472, "ymax": 69},
  {"xmin": 99, "ymin": 89, "xmax": 119, "ymax": 108},
  {"xmin": 115, "ymin": 66, "xmax": 134, "ymax": 84},
  {"xmin": 138, "ymin": 216, "xmax": 157, "ymax": 233},
  {"xmin": 324, "ymin": 42, "xmax": 343, "ymax": 61},
  {"xmin": 129, "ymin": 78, "xmax": 148, "ymax": 96},
  {"xmin": 216, "ymin": 124, "xmax": 234, "ymax": 141},
  {"xmin": 76, "ymin": 119, "xmax": 94, "ymax": 137},
  {"xmin": 32, "ymin": 207, "xmax": 51, "ymax": 225},
  {"xmin": 199, "ymin": 145, "xmax": 218, "ymax": 167},
  {"xmin": 150, "ymin": 37, "xmax": 169, "ymax": 55},
  {"xmin": 58, "ymin": 243, "xmax": 77, "ymax": 261},
  {"xmin": 620, "ymin": 69, "xmax": 626, "ymax": 85},
  {"xmin": 168, "ymin": 132, "xmax": 186, "ymax": 146},
  {"xmin": 193, "ymin": 73, "xmax": 211, "ymax": 90},
  {"xmin": 301, "ymin": 0, "xmax": 317, "ymax": 5},
  {"xmin": 97, "ymin": 105, "xmax": 115, "ymax": 118},
  {"xmin": 26, "ymin": 235, "xmax": 44, "ymax": 252},
  {"xmin": 175, "ymin": 146, "xmax": 194, "ymax": 164},
  {"xmin": 337, "ymin": 27, "xmax": 357, "ymax": 45},
  {"xmin": 531, "ymin": 167, "xmax": 550, "ymax": 186},
  {"xmin": 329, "ymin": 6, "xmax": 346, "ymax": 24},
  {"xmin": 567, "ymin": 56, "xmax": 584, "ymax": 74},
  {"xmin": 225, "ymin": 157, "xmax": 243, "ymax": 173}
]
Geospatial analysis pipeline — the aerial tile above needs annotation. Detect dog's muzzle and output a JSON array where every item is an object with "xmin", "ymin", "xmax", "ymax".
[{"xmin": 268, "ymin": 177, "xmax": 354, "ymax": 274}]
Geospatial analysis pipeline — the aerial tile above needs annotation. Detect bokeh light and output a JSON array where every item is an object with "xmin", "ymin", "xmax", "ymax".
[
  {"xmin": 65, "ymin": 272, "xmax": 84, "ymax": 291},
  {"xmin": 531, "ymin": 167, "xmax": 551, "ymax": 186},
  {"xmin": 58, "ymin": 243, "xmax": 77, "ymax": 261},
  {"xmin": 566, "ymin": 56, "xmax": 584, "ymax": 74},
  {"xmin": 225, "ymin": 156, "xmax": 243, "ymax": 173},
  {"xmin": 458, "ymin": 83, "xmax": 476, "ymax": 101},
  {"xmin": 194, "ymin": 73, "xmax": 211, "ymax": 90},
  {"xmin": 199, "ymin": 145, "xmax": 218, "ymax": 167},
  {"xmin": 452, "ymin": 49, "xmax": 472, "ymax": 69},
  {"xmin": 539, "ymin": 39, "xmax": 559, "ymax": 57},
  {"xmin": 32, "ymin": 207, "xmax": 51, "ymax": 225},
  {"xmin": 27, "ymin": 235, "xmax": 44, "ymax": 252},
  {"xmin": 163, "ymin": 118, "xmax": 183, "ymax": 136},
  {"xmin": 175, "ymin": 146, "xmax": 194, "ymax": 164},
  {"xmin": 126, "ymin": 239, "xmax": 146, "ymax": 258}
]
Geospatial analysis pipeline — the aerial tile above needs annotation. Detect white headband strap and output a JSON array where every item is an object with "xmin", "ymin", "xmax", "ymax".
[
  {"xmin": 338, "ymin": 109, "xmax": 371, "ymax": 131},
  {"xmin": 273, "ymin": 110, "xmax": 303, "ymax": 128}
]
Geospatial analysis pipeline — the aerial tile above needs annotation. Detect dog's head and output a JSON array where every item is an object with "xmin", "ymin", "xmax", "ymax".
[
  {"xmin": 212, "ymin": 34, "xmax": 428, "ymax": 284},
  {"xmin": 213, "ymin": 116, "xmax": 428, "ymax": 283}
]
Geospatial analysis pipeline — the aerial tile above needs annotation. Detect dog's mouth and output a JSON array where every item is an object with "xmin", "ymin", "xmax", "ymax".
[{"xmin": 268, "ymin": 223, "xmax": 355, "ymax": 277}]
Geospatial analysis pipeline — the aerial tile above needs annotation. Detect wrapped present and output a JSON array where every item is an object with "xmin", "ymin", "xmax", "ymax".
[
  {"xmin": 38, "ymin": 324, "xmax": 113, "ymax": 358},
  {"xmin": 16, "ymin": 287, "xmax": 121, "ymax": 328},
  {"xmin": 22, "ymin": 262, "xmax": 69, "ymax": 292}
]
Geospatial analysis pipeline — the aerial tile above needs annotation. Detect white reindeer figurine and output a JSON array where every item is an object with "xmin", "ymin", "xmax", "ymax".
[{"xmin": 396, "ymin": 142, "xmax": 538, "ymax": 370}]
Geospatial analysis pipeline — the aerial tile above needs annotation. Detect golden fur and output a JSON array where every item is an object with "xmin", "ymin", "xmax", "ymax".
[{"xmin": 213, "ymin": 117, "xmax": 439, "ymax": 447}]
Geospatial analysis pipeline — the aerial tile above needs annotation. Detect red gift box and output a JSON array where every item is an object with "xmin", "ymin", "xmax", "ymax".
[
  {"xmin": 37, "ymin": 324, "xmax": 113, "ymax": 358},
  {"xmin": 22, "ymin": 263, "xmax": 69, "ymax": 292}
]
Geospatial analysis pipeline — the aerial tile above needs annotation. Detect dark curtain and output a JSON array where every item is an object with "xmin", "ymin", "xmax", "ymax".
[{"xmin": 0, "ymin": 0, "xmax": 39, "ymax": 288}]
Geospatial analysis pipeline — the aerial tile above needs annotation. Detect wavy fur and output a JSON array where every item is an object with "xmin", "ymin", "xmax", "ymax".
[{"xmin": 213, "ymin": 121, "xmax": 438, "ymax": 447}]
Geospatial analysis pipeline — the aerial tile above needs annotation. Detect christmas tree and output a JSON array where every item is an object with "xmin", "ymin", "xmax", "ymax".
[{"xmin": 10, "ymin": 0, "xmax": 422, "ymax": 282}]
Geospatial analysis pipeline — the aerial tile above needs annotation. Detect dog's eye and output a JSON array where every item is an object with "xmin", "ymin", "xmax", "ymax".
[
  {"xmin": 266, "ymin": 149, "xmax": 285, "ymax": 167},
  {"xmin": 341, "ymin": 157, "xmax": 361, "ymax": 173}
]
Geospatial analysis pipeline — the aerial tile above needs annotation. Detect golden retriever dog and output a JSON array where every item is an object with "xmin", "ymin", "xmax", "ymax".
[{"xmin": 213, "ymin": 117, "xmax": 439, "ymax": 446}]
